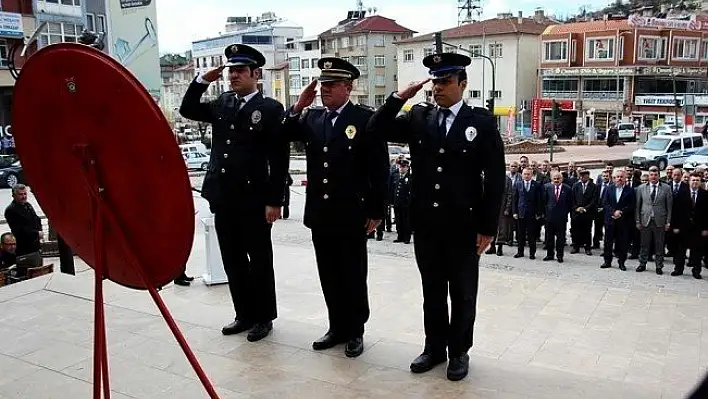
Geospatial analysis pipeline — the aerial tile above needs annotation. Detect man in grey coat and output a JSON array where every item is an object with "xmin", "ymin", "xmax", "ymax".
[{"xmin": 635, "ymin": 166, "xmax": 672, "ymax": 274}]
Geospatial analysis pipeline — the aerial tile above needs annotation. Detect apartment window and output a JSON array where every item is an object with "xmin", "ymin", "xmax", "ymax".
[
  {"xmin": 311, "ymin": 58, "xmax": 319, "ymax": 67},
  {"xmin": 43, "ymin": 0, "xmax": 81, "ymax": 5},
  {"xmin": 358, "ymin": 95, "xmax": 369, "ymax": 105},
  {"xmin": 542, "ymin": 79, "xmax": 579, "ymax": 92},
  {"xmin": 356, "ymin": 35, "xmax": 366, "ymax": 46},
  {"xmin": 196, "ymin": 58, "xmax": 200, "ymax": 68},
  {"xmin": 375, "ymin": 95, "xmax": 385, "ymax": 106},
  {"xmin": 444, "ymin": 46, "xmax": 457, "ymax": 54},
  {"xmin": 393, "ymin": 74, "xmax": 397, "ymax": 82},
  {"xmin": 374, "ymin": 74, "xmax": 385, "ymax": 86},
  {"xmin": 571, "ymin": 40, "xmax": 577, "ymax": 60},
  {"xmin": 275, "ymin": 88, "xmax": 282, "ymax": 98},
  {"xmin": 341, "ymin": 56, "xmax": 349, "ymax": 63},
  {"xmin": 289, "ymin": 95, "xmax": 299, "ymax": 105},
  {"xmin": 373, "ymin": 35, "xmax": 385, "ymax": 47},
  {"xmin": 543, "ymin": 41, "xmax": 568, "ymax": 61},
  {"xmin": 489, "ymin": 90, "xmax": 501, "ymax": 98},
  {"xmin": 586, "ymin": 38, "xmax": 614, "ymax": 60},
  {"xmin": 424, "ymin": 90, "xmax": 433, "ymax": 101},
  {"xmin": 470, "ymin": 90, "xmax": 481, "ymax": 98},
  {"xmin": 301, "ymin": 76, "xmax": 309, "ymax": 87},
  {"xmin": 618, "ymin": 36, "xmax": 624, "ymax": 60},
  {"xmin": 583, "ymin": 78, "xmax": 623, "ymax": 93},
  {"xmin": 403, "ymin": 50, "xmax": 414, "ymax": 62},
  {"xmin": 40, "ymin": 22, "xmax": 84, "ymax": 45},
  {"xmin": 423, "ymin": 48, "xmax": 434, "ymax": 57},
  {"xmin": 96, "ymin": 15, "xmax": 106, "ymax": 33},
  {"xmin": 469, "ymin": 44, "xmax": 482, "ymax": 57},
  {"xmin": 0, "ymin": 40, "xmax": 8, "ymax": 68},
  {"xmin": 673, "ymin": 37, "xmax": 698, "ymax": 60},
  {"xmin": 374, "ymin": 55, "xmax": 385, "ymax": 67},
  {"xmin": 341, "ymin": 37, "xmax": 350, "ymax": 48},
  {"xmin": 352, "ymin": 56, "xmax": 366, "ymax": 66},
  {"xmin": 488, "ymin": 43, "xmax": 502, "ymax": 58},
  {"xmin": 301, "ymin": 59, "xmax": 309, "ymax": 69},
  {"xmin": 86, "ymin": 13, "xmax": 95, "ymax": 32},
  {"xmin": 288, "ymin": 57, "xmax": 300, "ymax": 71},
  {"xmin": 290, "ymin": 74, "xmax": 301, "ymax": 90},
  {"xmin": 638, "ymin": 36, "xmax": 666, "ymax": 60}
]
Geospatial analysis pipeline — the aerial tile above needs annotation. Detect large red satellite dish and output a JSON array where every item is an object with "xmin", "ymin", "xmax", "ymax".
[{"xmin": 12, "ymin": 43, "xmax": 194, "ymax": 289}]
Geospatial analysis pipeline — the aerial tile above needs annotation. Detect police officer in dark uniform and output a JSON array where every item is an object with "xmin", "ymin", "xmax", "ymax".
[
  {"xmin": 393, "ymin": 159, "xmax": 412, "ymax": 243},
  {"xmin": 179, "ymin": 44, "xmax": 289, "ymax": 342},
  {"xmin": 281, "ymin": 57, "xmax": 389, "ymax": 358},
  {"xmin": 367, "ymin": 52, "xmax": 505, "ymax": 381}
]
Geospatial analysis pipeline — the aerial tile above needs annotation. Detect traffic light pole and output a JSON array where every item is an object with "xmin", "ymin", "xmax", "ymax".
[{"xmin": 434, "ymin": 32, "xmax": 496, "ymax": 113}]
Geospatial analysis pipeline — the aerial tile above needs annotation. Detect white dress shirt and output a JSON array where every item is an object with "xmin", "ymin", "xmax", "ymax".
[
  {"xmin": 195, "ymin": 72, "xmax": 257, "ymax": 110},
  {"xmin": 437, "ymin": 99, "xmax": 463, "ymax": 135}
]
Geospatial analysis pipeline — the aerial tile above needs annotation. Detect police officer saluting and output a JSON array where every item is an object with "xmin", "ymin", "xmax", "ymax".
[
  {"xmin": 282, "ymin": 58, "xmax": 389, "ymax": 357},
  {"xmin": 367, "ymin": 52, "xmax": 506, "ymax": 381},
  {"xmin": 179, "ymin": 44, "xmax": 289, "ymax": 342}
]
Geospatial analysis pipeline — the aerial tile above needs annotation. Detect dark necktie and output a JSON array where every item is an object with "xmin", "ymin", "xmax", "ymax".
[
  {"xmin": 324, "ymin": 110, "xmax": 338, "ymax": 141},
  {"xmin": 438, "ymin": 108, "xmax": 451, "ymax": 140},
  {"xmin": 525, "ymin": 181, "xmax": 529, "ymax": 192},
  {"xmin": 235, "ymin": 97, "xmax": 245, "ymax": 111},
  {"xmin": 692, "ymin": 191, "xmax": 697, "ymax": 206},
  {"xmin": 600, "ymin": 183, "xmax": 605, "ymax": 199},
  {"xmin": 674, "ymin": 183, "xmax": 679, "ymax": 195},
  {"xmin": 555, "ymin": 185, "xmax": 560, "ymax": 201},
  {"xmin": 651, "ymin": 184, "xmax": 656, "ymax": 202}
]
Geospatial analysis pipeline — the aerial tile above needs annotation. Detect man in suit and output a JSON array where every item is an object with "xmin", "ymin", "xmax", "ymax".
[
  {"xmin": 661, "ymin": 165, "xmax": 674, "ymax": 184},
  {"xmin": 570, "ymin": 169, "xmax": 598, "ymax": 255},
  {"xmin": 367, "ymin": 52, "xmax": 505, "ymax": 381},
  {"xmin": 669, "ymin": 168, "xmax": 693, "ymax": 276},
  {"xmin": 487, "ymin": 175, "xmax": 513, "ymax": 256},
  {"xmin": 282, "ymin": 57, "xmax": 389, "ymax": 357},
  {"xmin": 4, "ymin": 184, "xmax": 43, "ymax": 256},
  {"xmin": 593, "ymin": 170, "xmax": 611, "ymax": 249},
  {"xmin": 635, "ymin": 166, "xmax": 672, "ymax": 274},
  {"xmin": 543, "ymin": 172, "xmax": 572, "ymax": 262},
  {"xmin": 596, "ymin": 162, "xmax": 614, "ymax": 186},
  {"xmin": 678, "ymin": 172, "xmax": 708, "ymax": 279},
  {"xmin": 282, "ymin": 172, "xmax": 294, "ymax": 219},
  {"xmin": 600, "ymin": 169, "xmax": 636, "ymax": 271},
  {"xmin": 626, "ymin": 167, "xmax": 643, "ymax": 259},
  {"xmin": 512, "ymin": 167, "xmax": 542, "ymax": 259},
  {"xmin": 179, "ymin": 44, "xmax": 289, "ymax": 342},
  {"xmin": 393, "ymin": 160, "xmax": 412, "ymax": 243}
]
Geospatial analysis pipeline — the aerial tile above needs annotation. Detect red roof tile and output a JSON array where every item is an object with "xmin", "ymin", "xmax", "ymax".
[
  {"xmin": 320, "ymin": 15, "xmax": 415, "ymax": 37},
  {"xmin": 396, "ymin": 17, "xmax": 554, "ymax": 44}
]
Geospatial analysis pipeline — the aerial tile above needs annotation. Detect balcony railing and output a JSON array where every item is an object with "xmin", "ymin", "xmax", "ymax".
[{"xmin": 582, "ymin": 91, "xmax": 624, "ymax": 100}]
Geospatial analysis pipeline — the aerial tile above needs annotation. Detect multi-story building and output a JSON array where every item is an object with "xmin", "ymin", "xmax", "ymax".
[
  {"xmin": 537, "ymin": 15, "xmax": 708, "ymax": 138},
  {"xmin": 34, "ymin": 0, "xmax": 85, "ymax": 48},
  {"xmin": 394, "ymin": 11, "xmax": 553, "ymax": 135},
  {"xmin": 318, "ymin": 10, "xmax": 414, "ymax": 107},
  {"xmin": 264, "ymin": 61, "xmax": 289, "ymax": 105},
  {"xmin": 160, "ymin": 53, "xmax": 193, "ymax": 126},
  {"xmin": 191, "ymin": 12, "xmax": 303, "ymax": 101},
  {"xmin": 285, "ymin": 36, "xmax": 321, "ymax": 107},
  {"xmin": 84, "ymin": 0, "xmax": 107, "ymax": 53},
  {"xmin": 0, "ymin": 0, "xmax": 37, "ymax": 138}
]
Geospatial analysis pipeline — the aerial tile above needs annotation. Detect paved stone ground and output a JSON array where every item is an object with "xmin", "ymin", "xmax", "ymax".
[{"xmin": 1, "ymin": 183, "xmax": 708, "ymax": 398}]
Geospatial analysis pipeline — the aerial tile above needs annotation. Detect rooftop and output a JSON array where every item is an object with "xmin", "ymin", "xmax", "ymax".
[
  {"xmin": 396, "ymin": 17, "xmax": 553, "ymax": 44},
  {"xmin": 319, "ymin": 15, "xmax": 414, "ymax": 38}
]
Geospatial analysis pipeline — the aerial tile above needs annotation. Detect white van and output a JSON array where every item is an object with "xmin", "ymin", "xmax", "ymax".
[
  {"xmin": 631, "ymin": 133, "xmax": 705, "ymax": 170},
  {"xmin": 607, "ymin": 122, "xmax": 638, "ymax": 141},
  {"xmin": 179, "ymin": 143, "xmax": 208, "ymax": 154}
]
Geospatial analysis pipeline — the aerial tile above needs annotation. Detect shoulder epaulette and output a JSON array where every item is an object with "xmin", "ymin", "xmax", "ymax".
[
  {"xmin": 471, "ymin": 106, "xmax": 494, "ymax": 117},
  {"xmin": 413, "ymin": 101, "xmax": 433, "ymax": 108},
  {"xmin": 356, "ymin": 103, "xmax": 376, "ymax": 112}
]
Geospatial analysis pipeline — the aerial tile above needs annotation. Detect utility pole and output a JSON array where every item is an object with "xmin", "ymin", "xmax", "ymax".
[
  {"xmin": 434, "ymin": 32, "xmax": 443, "ymax": 54},
  {"xmin": 672, "ymin": 71, "xmax": 680, "ymax": 130}
]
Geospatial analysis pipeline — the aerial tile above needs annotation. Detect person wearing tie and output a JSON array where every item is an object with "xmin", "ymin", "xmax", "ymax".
[
  {"xmin": 635, "ymin": 167, "xmax": 672, "ymax": 275},
  {"xmin": 512, "ymin": 167, "xmax": 542, "ymax": 259},
  {"xmin": 543, "ymin": 172, "xmax": 572, "ymax": 262},
  {"xmin": 367, "ymin": 52, "xmax": 506, "ymax": 381},
  {"xmin": 600, "ymin": 169, "xmax": 636, "ymax": 271},
  {"xmin": 179, "ymin": 44, "xmax": 289, "ymax": 342},
  {"xmin": 282, "ymin": 57, "xmax": 389, "ymax": 357},
  {"xmin": 677, "ymin": 173, "xmax": 708, "ymax": 279},
  {"xmin": 570, "ymin": 169, "xmax": 598, "ymax": 255},
  {"xmin": 593, "ymin": 170, "xmax": 611, "ymax": 249},
  {"xmin": 667, "ymin": 168, "xmax": 689, "ymax": 261}
]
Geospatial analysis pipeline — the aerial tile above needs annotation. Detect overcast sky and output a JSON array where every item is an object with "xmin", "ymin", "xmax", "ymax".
[{"xmin": 155, "ymin": 0, "xmax": 611, "ymax": 54}]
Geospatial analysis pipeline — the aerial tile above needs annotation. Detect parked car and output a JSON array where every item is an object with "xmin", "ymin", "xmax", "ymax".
[
  {"xmin": 606, "ymin": 122, "xmax": 638, "ymax": 142},
  {"xmin": 183, "ymin": 152, "xmax": 210, "ymax": 171},
  {"xmin": 631, "ymin": 133, "xmax": 705, "ymax": 170},
  {"xmin": 388, "ymin": 145, "xmax": 410, "ymax": 161},
  {"xmin": 683, "ymin": 146, "xmax": 708, "ymax": 171},
  {"xmin": 651, "ymin": 123, "xmax": 682, "ymax": 136},
  {"xmin": 0, "ymin": 161, "xmax": 25, "ymax": 188}
]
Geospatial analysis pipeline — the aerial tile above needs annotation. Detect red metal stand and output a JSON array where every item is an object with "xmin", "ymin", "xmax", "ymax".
[{"xmin": 81, "ymin": 149, "xmax": 219, "ymax": 399}]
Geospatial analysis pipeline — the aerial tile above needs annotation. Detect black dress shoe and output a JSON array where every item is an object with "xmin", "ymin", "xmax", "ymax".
[
  {"xmin": 543, "ymin": 256, "xmax": 554, "ymax": 261},
  {"xmin": 447, "ymin": 353, "xmax": 470, "ymax": 381},
  {"xmin": 376, "ymin": 236, "xmax": 383, "ymax": 241},
  {"xmin": 656, "ymin": 268, "xmax": 663, "ymax": 275},
  {"xmin": 174, "ymin": 277, "xmax": 190, "ymax": 286},
  {"xmin": 345, "ymin": 337, "xmax": 364, "ymax": 358},
  {"xmin": 393, "ymin": 239, "xmax": 403, "ymax": 243},
  {"xmin": 513, "ymin": 253, "xmax": 523, "ymax": 258},
  {"xmin": 619, "ymin": 264, "xmax": 627, "ymax": 271},
  {"xmin": 222, "ymin": 319, "xmax": 253, "ymax": 336},
  {"xmin": 557, "ymin": 258, "xmax": 564, "ymax": 263},
  {"xmin": 529, "ymin": 254, "xmax": 536, "ymax": 260},
  {"xmin": 247, "ymin": 322, "xmax": 273, "ymax": 342},
  {"xmin": 312, "ymin": 331, "xmax": 346, "ymax": 350},
  {"xmin": 671, "ymin": 270, "xmax": 683, "ymax": 276},
  {"xmin": 585, "ymin": 249, "xmax": 593, "ymax": 256},
  {"xmin": 636, "ymin": 265, "xmax": 646, "ymax": 272},
  {"xmin": 693, "ymin": 271, "xmax": 703, "ymax": 280},
  {"xmin": 410, "ymin": 352, "xmax": 447, "ymax": 374},
  {"xmin": 485, "ymin": 246, "xmax": 496, "ymax": 255},
  {"xmin": 600, "ymin": 263, "xmax": 611, "ymax": 269},
  {"xmin": 570, "ymin": 247, "xmax": 579, "ymax": 254},
  {"xmin": 496, "ymin": 246, "xmax": 503, "ymax": 256}
]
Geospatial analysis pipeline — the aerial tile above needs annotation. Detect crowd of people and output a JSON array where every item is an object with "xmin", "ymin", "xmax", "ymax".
[{"xmin": 486, "ymin": 157, "xmax": 708, "ymax": 278}]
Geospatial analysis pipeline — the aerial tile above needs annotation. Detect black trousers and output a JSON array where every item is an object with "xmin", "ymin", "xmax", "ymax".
[
  {"xmin": 630, "ymin": 226, "xmax": 641, "ymax": 257},
  {"xmin": 413, "ymin": 226, "xmax": 479, "ymax": 357},
  {"xmin": 214, "ymin": 204, "xmax": 276, "ymax": 323},
  {"xmin": 686, "ymin": 228, "xmax": 707, "ymax": 274},
  {"xmin": 283, "ymin": 187, "xmax": 291, "ymax": 219},
  {"xmin": 593, "ymin": 210, "xmax": 605, "ymax": 247},
  {"xmin": 311, "ymin": 226, "xmax": 370, "ymax": 339},
  {"xmin": 516, "ymin": 216, "xmax": 537, "ymax": 255},
  {"xmin": 545, "ymin": 220, "xmax": 567, "ymax": 259},
  {"xmin": 571, "ymin": 215, "xmax": 593, "ymax": 250},
  {"xmin": 603, "ymin": 220, "xmax": 630, "ymax": 264},
  {"xmin": 394, "ymin": 205, "xmax": 411, "ymax": 242},
  {"xmin": 57, "ymin": 234, "xmax": 75, "ymax": 275},
  {"xmin": 376, "ymin": 206, "xmax": 393, "ymax": 236}
]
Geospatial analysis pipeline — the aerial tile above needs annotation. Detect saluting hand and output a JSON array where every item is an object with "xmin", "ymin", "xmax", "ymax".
[
  {"xmin": 202, "ymin": 66, "xmax": 225, "ymax": 83},
  {"xmin": 294, "ymin": 78, "xmax": 318, "ymax": 113},
  {"xmin": 265, "ymin": 206, "xmax": 281, "ymax": 224},
  {"xmin": 396, "ymin": 78, "xmax": 431, "ymax": 100}
]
